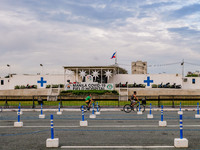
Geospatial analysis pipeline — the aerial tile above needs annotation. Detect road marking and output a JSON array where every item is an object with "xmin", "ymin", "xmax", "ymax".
[
  {"xmin": 61, "ymin": 145, "xmax": 174, "ymax": 149},
  {"xmin": 0, "ymin": 125, "xmax": 200, "ymax": 128}
]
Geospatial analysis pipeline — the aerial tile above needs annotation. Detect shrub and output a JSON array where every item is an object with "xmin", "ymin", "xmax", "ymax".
[
  {"xmin": 20, "ymin": 85, "xmax": 26, "ymax": 89},
  {"xmin": 32, "ymin": 85, "xmax": 37, "ymax": 89},
  {"xmin": 46, "ymin": 85, "xmax": 51, "ymax": 88},
  {"xmin": 60, "ymin": 90, "xmax": 119, "ymax": 95},
  {"xmin": 128, "ymin": 84, "xmax": 134, "ymax": 88},
  {"xmin": 152, "ymin": 84, "xmax": 158, "ymax": 88},
  {"xmin": 186, "ymin": 74, "xmax": 199, "ymax": 77},
  {"xmin": 15, "ymin": 85, "xmax": 20, "ymax": 89},
  {"xmin": 59, "ymin": 84, "xmax": 64, "ymax": 88},
  {"xmin": 52, "ymin": 84, "xmax": 59, "ymax": 88}
]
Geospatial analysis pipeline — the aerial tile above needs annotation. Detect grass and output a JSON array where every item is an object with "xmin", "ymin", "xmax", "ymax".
[{"xmin": 0, "ymin": 100, "xmax": 200, "ymax": 107}]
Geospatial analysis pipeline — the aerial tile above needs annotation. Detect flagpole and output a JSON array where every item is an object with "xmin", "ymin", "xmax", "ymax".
[
  {"xmin": 115, "ymin": 51, "xmax": 117, "ymax": 65},
  {"xmin": 115, "ymin": 51, "xmax": 119, "ymax": 74}
]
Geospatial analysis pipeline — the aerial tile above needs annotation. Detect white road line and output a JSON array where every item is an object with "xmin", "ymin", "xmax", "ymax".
[
  {"xmin": 0, "ymin": 125, "xmax": 200, "ymax": 128},
  {"xmin": 1, "ymin": 108, "xmax": 197, "ymax": 112},
  {"xmin": 61, "ymin": 146, "xmax": 174, "ymax": 149}
]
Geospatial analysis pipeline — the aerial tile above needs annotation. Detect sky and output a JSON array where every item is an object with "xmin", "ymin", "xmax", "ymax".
[{"xmin": 0, "ymin": 0, "xmax": 200, "ymax": 76}]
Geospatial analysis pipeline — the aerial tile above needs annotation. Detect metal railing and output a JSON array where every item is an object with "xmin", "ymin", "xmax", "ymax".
[{"xmin": 0, "ymin": 95, "xmax": 200, "ymax": 108}]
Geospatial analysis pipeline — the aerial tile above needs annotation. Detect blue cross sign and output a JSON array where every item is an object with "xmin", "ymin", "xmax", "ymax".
[
  {"xmin": 37, "ymin": 77, "xmax": 47, "ymax": 87},
  {"xmin": 144, "ymin": 76, "xmax": 153, "ymax": 86}
]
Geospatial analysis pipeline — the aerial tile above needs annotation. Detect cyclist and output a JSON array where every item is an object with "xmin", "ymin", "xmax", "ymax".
[
  {"xmin": 85, "ymin": 94, "xmax": 94, "ymax": 110},
  {"xmin": 130, "ymin": 91, "xmax": 140, "ymax": 107}
]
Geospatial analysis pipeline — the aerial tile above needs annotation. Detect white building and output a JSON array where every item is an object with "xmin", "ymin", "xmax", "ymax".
[{"xmin": 0, "ymin": 65, "xmax": 200, "ymax": 90}]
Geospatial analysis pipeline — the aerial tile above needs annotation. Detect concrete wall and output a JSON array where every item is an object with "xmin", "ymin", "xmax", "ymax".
[
  {"xmin": 0, "ymin": 88, "xmax": 199, "ymax": 96},
  {"xmin": 0, "ymin": 74, "xmax": 200, "ymax": 91},
  {"xmin": 0, "ymin": 89, "xmax": 49, "ymax": 96},
  {"xmin": 110, "ymin": 74, "xmax": 182, "ymax": 88},
  {"xmin": 0, "ymin": 78, "xmax": 10, "ymax": 90},
  {"xmin": 0, "ymin": 74, "xmax": 65, "ymax": 90},
  {"xmin": 182, "ymin": 77, "xmax": 200, "ymax": 89},
  {"xmin": 123, "ymin": 88, "xmax": 200, "ymax": 96}
]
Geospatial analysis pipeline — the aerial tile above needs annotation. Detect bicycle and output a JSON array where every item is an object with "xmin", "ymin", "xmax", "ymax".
[
  {"xmin": 80, "ymin": 101, "xmax": 101, "ymax": 112},
  {"xmin": 123, "ymin": 98, "xmax": 146, "ymax": 113}
]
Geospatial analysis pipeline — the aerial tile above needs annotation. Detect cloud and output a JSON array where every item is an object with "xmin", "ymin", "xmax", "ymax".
[
  {"xmin": 169, "ymin": 4, "xmax": 200, "ymax": 18},
  {"xmin": 168, "ymin": 27, "xmax": 200, "ymax": 37},
  {"xmin": 0, "ymin": 0, "xmax": 200, "ymax": 76}
]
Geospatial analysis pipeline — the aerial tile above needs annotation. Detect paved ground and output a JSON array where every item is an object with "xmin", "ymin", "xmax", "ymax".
[{"xmin": 0, "ymin": 109, "xmax": 200, "ymax": 150}]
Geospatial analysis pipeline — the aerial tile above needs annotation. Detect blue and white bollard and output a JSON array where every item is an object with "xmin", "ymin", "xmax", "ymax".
[
  {"xmin": 137, "ymin": 102, "xmax": 143, "ymax": 114},
  {"xmin": 39, "ymin": 104, "xmax": 45, "ymax": 118},
  {"xmin": 147, "ymin": 103, "xmax": 154, "ymax": 118},
  {"xmin": 195, "ymin": 102, "xmax": 200, "ymax": 118},
  {"xmin": 178, "ymin": 102, "xmax": 183, "ymax": 115},
  {"xmin": 57, "ymin": 103, "xmax": 62, "ymax": 115},
  {"xmin": 80, "ymin": 106, "xmax": 88, "ymax": 126},
  {"xmin": 95, "ymin": 102, "xmax": 101, "ymax": 115},
  {"xmin": 46, "ymin": 115, "xmax": 59, "ymax": 147},
  {"xmin": 89, "ymin": 103, "xmax": 96, "ymax": 118},
  {"xmin": 17, "ymin": 103, "xmax": 23, "ymax": 115},
  {"xmin": 174, "ymin": 114, "xmax": 188, "ymax": 148},
  {"xmin": 159, "ymin": 105, "xmax": 167, "ymax": 127},
  {"xmin": 14, "ymin": 109, "xmax": 23, "ymax": 127}
]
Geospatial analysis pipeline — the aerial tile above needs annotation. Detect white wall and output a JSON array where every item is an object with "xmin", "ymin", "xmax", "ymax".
[
  {"xmin": 110, "ymin": 74, "xmax": 182, "ymax": 88},
  {"xmin": 1, "ymin": 73, "xmax": 200, "ymax": 90},
  {"xmin": 0, "ymin": 74, "xmax": 65, "ymax": 90},
  {"xmin": 182, "ymin": 77, "xmax": 200, "ymax": 89},
  {"xmin": 0, "ymin": 78, "xmax": 10, "ymax": 90}
]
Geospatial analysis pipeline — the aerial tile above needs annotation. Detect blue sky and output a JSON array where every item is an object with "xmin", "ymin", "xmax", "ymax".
[{"xmin": 0, "ymin": 0, "xmax": 200, "ymax": 76}]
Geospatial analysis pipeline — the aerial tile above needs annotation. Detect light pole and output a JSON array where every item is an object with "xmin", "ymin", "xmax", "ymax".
[
  {"xmin": 7, "ymin": 64, "xmax": 10, "ymax": 77},
  {"xmin": 181, "ymin": 59, "xmax": 184, "ymax": 77},
  {"xmin": 40, "ymin": 64, "xmax": 43, "ymax": 75}
]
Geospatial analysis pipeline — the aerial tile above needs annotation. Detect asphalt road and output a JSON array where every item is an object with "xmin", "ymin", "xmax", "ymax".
[{"xmin": 0, "ymin": 110, "xmax": 200, "ymax": 150}]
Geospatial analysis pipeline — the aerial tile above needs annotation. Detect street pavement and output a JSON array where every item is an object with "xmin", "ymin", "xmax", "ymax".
[{"xmin": 0, "ymin": 109, "xmax": 200, "ymax": 150}]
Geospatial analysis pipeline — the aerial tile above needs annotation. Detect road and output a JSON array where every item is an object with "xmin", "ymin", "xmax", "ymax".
[{"xmin": 0, "ymin": 109, "xmax": 199, "ymax": 150}]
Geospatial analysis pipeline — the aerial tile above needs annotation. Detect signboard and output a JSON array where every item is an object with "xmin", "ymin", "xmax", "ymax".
[
  {"xmin": 86, "ymin": 75, "xmax": 93, "ymax": 83},
  {"xmin": 65, "ymin": 83, "xmax": 114, "ymax": 90}
]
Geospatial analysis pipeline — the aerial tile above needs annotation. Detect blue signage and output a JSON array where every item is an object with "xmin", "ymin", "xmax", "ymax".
[
  {"xmin": 37, "ymin": 77, "xmax": 47, "ymax": 87},
  {"xmin": 144, "ymin": 76, "xmax": 153, "ymax": 86}
]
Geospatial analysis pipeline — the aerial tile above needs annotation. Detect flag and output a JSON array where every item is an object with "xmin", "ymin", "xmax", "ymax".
[{"xmin": 111, "ymin": 51, "xmax": 117, "ymax": 59}]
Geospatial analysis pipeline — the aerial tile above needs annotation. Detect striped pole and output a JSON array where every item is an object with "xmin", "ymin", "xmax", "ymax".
[
  {"xmin": 58, "ymin": 103, "xmax": 60, "ymax": 112},
  {"xmin": 161, "ymin": 105, "xmax": 164, "ymax": 121},
  {"xmin": 180, "ymin": 102, "xmax": 181, "ymax": 111},
  {"xmin": 92, "ymin": 103, "xmax": 94, "ymax": 115},
  {"xmin": 19, "ymin": 103, "xmax": 21, "ymax": 112},
  {"xmin": 82, "ymin": 106, "xmax": 84, "ymax": 121},
  {"xmin": 41, "ymin": 104, "xmax": 43, "ymax": 115},
  {"xmin": 18, "ymin": 109, "xmax": 20, "ymax": 122},
  {"xmin": 50, "ymin": 115, "xmax": 54, "ymax": 139},
  {"xmin": 197, "ymin": 103, "xmax": 199, "ymax": 115},
  {"xmin": 96, "ymin": 102, "xmax": 99, "ymax": 112},
  {"xmin": 149, "ymin": 103, "xmax": 152, "ymax": 115},
  {"xmin": 179, "ymin": 114, "xmax": 183, "ymax": 139},
  {"xmin": 139, "ymin": 102, "xmax": 141, "ymax": 112}
]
